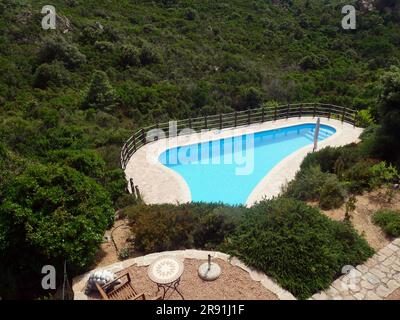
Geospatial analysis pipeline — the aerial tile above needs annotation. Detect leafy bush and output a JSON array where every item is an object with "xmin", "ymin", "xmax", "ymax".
[
  {"xmin": 319, "ymin": 176, "xmax": 347, "ymax": 210},
  {"xmin": 38, "ymin": 36, "xmax": 86, "ymax": 69},
  {"xmin": 101, "ymin": 169, "xmax": 127, "ymax": 204},
  {"xmin": 300, "ymin": 146, "xmax": 360, "ymax": 174},
  {"xmin": 47, "ymin": 149, "xmax": 106, "ymax": 178},
  {"xmin": 373, "ymin": 209, "xmax": 400, "ymax": 237},
  {"xmin": 33, "ymin": 62, "xmax": 71, "ymax": 88},
  {"xmin": 0, "ymin": 162, "xmax": 114, "ymax": 296},
  {"xmin": 356, "ymin": 109, "xmax": 375, "ymax": 128},
  {"xmin": 94, "ymin": 41, "xmax": 114, "ymax": 52},
  {"xmin": 343, "ymin": 159, "xmax": 378, "ymax": 193},
  {"xmin": 369, "ymin": 161, "xmax": 399, "ymax": 189},
  {"xmin": 374, "ymin": 66, "xmax": 400, "ymax": 165},
  {"xmin": 114, "ymin": 194, "xmax": 138, "ymax": 210},
  {"xmin": 119, "ymin": 45, "xmax": 141, "ymax": 67},
  {"xmin": 223, "ymin": 198, "xmax": 374, "ymax": 299},
  {"xmin": 122, "ymin": 203, "xmax": 243, "ymax": 253},
  {"xmin": 299, "ymin": 54, "xmax": 330, "ymax": 70},
  {"xmin": 140, "ymin": 45, "xmax": 161, "ymax": 66},
  {"xmin": 284, "ymin": 165, "xmax": 332, "ymax": 201}
]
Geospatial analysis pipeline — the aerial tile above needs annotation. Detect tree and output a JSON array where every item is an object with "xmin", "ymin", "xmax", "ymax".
[
  {"xmin": 375, "ymin": 66, "xmax": 400, "ymax": 165},
  {"xmin": 82, "ymin": 70, "xmax": 117, "ymax": 112},
  {"xmin": 0, "ymin": 163, "xmax": 114, "ymax": 298}
]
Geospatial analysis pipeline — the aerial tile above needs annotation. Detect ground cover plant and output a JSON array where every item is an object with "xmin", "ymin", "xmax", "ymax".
[{"xmin": 222, "ymin": 198, "xmax": 374, "ymax": 299}]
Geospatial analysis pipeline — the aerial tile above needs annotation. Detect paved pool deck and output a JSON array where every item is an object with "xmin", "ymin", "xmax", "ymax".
[{"xmin": 124, "ymin": 117, "xmax": 363, "ymax": 207}]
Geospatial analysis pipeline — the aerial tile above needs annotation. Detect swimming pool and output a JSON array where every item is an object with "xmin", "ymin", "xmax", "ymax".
[{"xmin": 159, "ymin": 123, "xmax": 336, "ymax": 205}]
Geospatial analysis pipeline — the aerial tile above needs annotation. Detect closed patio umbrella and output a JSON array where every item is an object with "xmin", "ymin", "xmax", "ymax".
[{"xmin": 313, "ymin": 118, "xmax": 321, "ymax": 152}]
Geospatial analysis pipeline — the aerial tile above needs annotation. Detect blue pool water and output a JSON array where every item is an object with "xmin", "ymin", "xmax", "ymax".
[{"xmin": 159, "ymin": 123, "xmax": 336, "ymax": 205}]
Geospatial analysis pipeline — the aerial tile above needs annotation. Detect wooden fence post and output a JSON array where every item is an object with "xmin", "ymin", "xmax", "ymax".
[
  {"xmin": 141, "ymin": 128, "xmax": 146, "ymax": 144},
  {"xmin": 234, "ymin": 111, "xmax": 238, "ymax": 127},
  {"xmin": 189, "ymin": 118, "xmax": 192, "ymax": 129},
  {"xmin": 313, "ymin": 104, "xmax": 317, "ymax": 118},
  {"xmin": 262, "ymin": 107, "xmax": 265, "ymax": 122},
  {"xmin": 219, "ymin": 114, "xmax": 223, "ymax": 130},
  {"xmin": 133, "ymin": 136, "xmax": 137, "ymax": 152},
  {"xmin": 204, "ymin": 115, "xmax": 208, "ymax": 129},
  {"xmin": 286, "ymin": 104, "xmax": 290, "ymax": 119},
  {"xmin": 274, "ymin": 106, "xmax": 277, "ymax": 121},
  {"xmin": 328, "ymin": 108, "xmax": 331, "ymax": 120},
  {"xmin": 299, "ymin": 105, "xmax": 303, "ymax": 118},
  {"xmin": 341, "ymin": 106, "xmax": 345, "ymax": 123},
  {"xmin": 353, "ymin": 112, "xmax": 357, "ymax": 128},
  {"xmin": 248, "ymin": 109, "xmax": 251, "ymax": 125}
]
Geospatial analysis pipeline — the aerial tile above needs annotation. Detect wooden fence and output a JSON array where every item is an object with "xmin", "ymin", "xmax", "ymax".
[{"xmin": 120, "ymin": 103, "xmax": 358, "ymax": 169}]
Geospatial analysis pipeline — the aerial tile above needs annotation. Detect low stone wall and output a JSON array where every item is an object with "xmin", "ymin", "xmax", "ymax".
[{"xmin": 72, "ymin": 250, "xmax": 296, "ymax": 300}]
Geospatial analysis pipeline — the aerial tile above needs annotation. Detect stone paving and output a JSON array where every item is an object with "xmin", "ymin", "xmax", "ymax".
[{"xmin": 311, "ymin": 238, "xmax": 400, "ymax": 300}]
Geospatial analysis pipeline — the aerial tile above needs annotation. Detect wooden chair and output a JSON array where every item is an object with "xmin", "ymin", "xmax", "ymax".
[{"xmin": 95, "ymin": 272, "xmax": 162, "ymax": 300}]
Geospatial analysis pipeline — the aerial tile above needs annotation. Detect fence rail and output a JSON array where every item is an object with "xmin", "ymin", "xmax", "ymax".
[{"xmin": 120, "ymin": 103, "xmax": 358, "ymax": 169}]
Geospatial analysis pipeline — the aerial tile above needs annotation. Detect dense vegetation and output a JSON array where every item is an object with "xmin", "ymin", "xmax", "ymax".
[
  {"xmin": 122, "ymin": 198, "xmax": 374, "ymax": 299},
  {"xmin": 121, "ymin": 203, "xmax": 245, "ymax": 253},
  {"xmin": 223, "ymin": 198, "xmax": 374, "ymax": 299},
  {"xmin": 373, "ymin": 209, "xmax": 400, "ymax": 238},
  {"xmin": 0, "ymin": 0, "xmax": 399, "ymax": 299}
]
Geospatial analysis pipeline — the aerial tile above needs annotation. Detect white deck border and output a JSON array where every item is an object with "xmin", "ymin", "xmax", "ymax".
[{"xmin": 124, "ymin": 117, "xmax": 363, "ymax": 207}]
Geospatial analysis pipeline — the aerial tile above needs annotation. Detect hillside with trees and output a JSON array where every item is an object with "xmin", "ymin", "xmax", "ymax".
[{"xmin": 0, "ymin": 0, "xmax": 399, "ymax": 299}]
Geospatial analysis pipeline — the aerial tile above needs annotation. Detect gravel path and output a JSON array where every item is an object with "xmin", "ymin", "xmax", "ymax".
[
  {"xmin": 120, "ymin": 259, "xmax": 278, "ymax": 300},
  {"xmin": 87, "ymin": 258, "xmax": 278, "ymax": 300}
]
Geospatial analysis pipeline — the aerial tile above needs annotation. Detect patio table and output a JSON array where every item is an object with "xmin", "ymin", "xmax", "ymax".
[{"xmin": 147, "ymin": 256, "xmax": 184, "ymax": 300}]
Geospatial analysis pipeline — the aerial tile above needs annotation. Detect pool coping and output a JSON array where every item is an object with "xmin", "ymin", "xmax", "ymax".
[{"xmin": 124, "ymin": 117, "xmax": 363, "ymax": 206}]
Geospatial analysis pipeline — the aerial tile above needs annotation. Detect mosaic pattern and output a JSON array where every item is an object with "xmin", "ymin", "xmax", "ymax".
[{"xmin": 148, "ymin": 256, "xmax": 184, "ymax": 284}]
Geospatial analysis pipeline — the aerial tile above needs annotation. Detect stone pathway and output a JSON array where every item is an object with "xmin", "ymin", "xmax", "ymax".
[{"xmin": 311, "ymin": 238, "xmax": 400, "ymax": 300}]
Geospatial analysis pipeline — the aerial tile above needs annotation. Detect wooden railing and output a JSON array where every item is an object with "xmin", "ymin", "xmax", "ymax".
[{"xmin": 120, "ymin": 103, "xmax": 358, "ymax": 169}]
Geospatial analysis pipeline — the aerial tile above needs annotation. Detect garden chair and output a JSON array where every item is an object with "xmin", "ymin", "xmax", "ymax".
[{"xmin": 95, "ymin": 272, "xmax": 162, "ymax": 300}]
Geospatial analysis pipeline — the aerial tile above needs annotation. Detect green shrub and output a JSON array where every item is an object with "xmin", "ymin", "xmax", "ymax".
[
  {"xmin": 374, "ymin": 66, "xmax": 400, "ymax": 165},
  {"xmin": 38, "ymin": 36, "xmax": 86, "ymax": 69},
  {"xmin": 184, "ymin": 8, "xmax": 198, "ymax": 20},
  {"xmin": 47, "ymin": 149, "xmax": 106, "ymax": 178},
  {"xmin": 33, "ymin": 62, "xmax": 71, "ymax": 88},
  {"xmin": 300, "ymin": 146, "xmax": 360, "ymax": 173},
  {"xmin": 114, "ymin": 193, "xmax": 138, "ymax": 210},
  {"xmin": 140, "ymin": 45, "xmax": 161, "ymax": 66},
  {"xmin": 373, "ymin": 209, "xmax": 400, "ymax": 237},
  {"xmin": 223, "ymin": 198, "xmax": 374, "ymax": 299},
  {"xmin": 299, "ymin": 54, "xmax": 330, "ymax": 70},
  {"xmin": 0, "ymin": 163, "xmax": 114, "ymax": 276},
  {"xmin": 101, "ymin": 169, "xmax": 127, "ymax": 203},
  {"xmin": 319, "ymin": 176, "xmax": 347, "ymax": 210},
  {"xmin": 125, "ymin": 204, "xmax": 196, "ymax": 252},
  {"xmin": 284, "ymin": 165, "xmax": 332, "ymax": 201},
  {"xmin": 369, "ymin": 161, "xmax": 399, "ymax": 189},
  {"xmin": 122, "ymin": 203, "xmax": 243, "ymax": 253},
  {"xmin": 343, "ymin": 159, "xmax": 378, "ymax": 193},
  {"xmin": 94, "ymin": 41, "xmax": 114, "ymax": 52},
  {"xmin": 119, "ymin": 45, "xmax": 141, "ymax": 67},
  {"xmin": 356, "ymin": 109, "xmax": 375, "ymax": 128}
]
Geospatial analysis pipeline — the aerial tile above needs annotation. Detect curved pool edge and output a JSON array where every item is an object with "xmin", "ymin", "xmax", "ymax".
[{"xmin": 124, "ymin": 117, "xmax": 363, "ymax": 206}]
